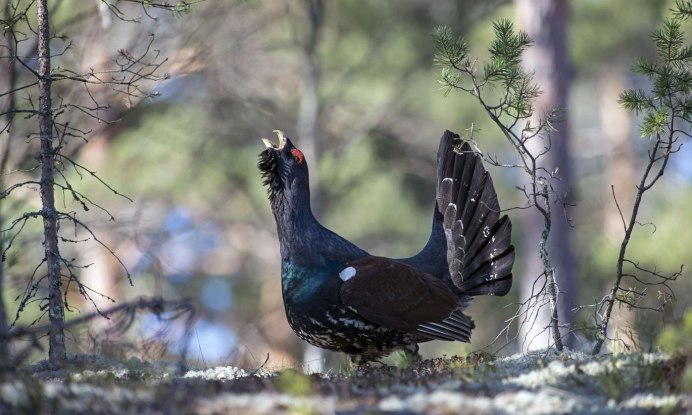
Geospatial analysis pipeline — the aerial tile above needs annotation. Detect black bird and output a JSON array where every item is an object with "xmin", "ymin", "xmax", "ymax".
[{"xmin": 258, "ymin": 130, "xmax": 514, "ymax": 362}]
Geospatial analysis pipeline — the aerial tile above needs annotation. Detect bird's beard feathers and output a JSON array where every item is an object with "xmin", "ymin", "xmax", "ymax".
[{"xmin": 258, "ymin": 148, "xmax": 290, "ymax": 209}]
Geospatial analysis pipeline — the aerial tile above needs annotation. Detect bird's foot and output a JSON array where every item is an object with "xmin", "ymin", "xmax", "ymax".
[
  {"xmin": 404, "ymin": 342, "xmax": 421, "ymax": 357},
  {"xmin": 347, "ymin": 353, "xmax": 382, "ymax": 375},
  {"xmin": 402, "ymin": 342, "xmax": 422, "ymax": 364}
]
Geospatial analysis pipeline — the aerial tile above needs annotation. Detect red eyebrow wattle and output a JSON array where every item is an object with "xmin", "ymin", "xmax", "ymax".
[{"xmin": 291, "ymin": 148, "xmax": 304, "ymax": 165}]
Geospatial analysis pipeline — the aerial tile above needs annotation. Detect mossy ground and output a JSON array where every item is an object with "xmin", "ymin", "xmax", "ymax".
[{"xmin": 1, "ymin": 349, "xmax": 689, "ymax": 414}]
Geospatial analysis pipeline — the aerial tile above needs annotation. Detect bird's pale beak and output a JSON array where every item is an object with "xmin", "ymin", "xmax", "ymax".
[{"xmin": 261, "ymin": 130, "xmax": 288, "ymax": 149}]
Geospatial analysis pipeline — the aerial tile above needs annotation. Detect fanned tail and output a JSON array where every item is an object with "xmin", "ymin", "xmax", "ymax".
[{"xmin": 436, "ymin": 131, "xmax": 514, "ymax": 297}]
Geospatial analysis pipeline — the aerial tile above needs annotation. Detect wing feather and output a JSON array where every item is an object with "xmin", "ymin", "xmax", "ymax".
[
  {"xmin": 339, "ymin": 256, "xmax": 457, "ymax": 332},
  {"xmin": 338, "ymin": 256, "xmax": 476, "ymax": 342}
]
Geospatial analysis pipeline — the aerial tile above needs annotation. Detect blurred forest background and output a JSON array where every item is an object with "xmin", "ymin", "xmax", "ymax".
[{"xmin": 1, "ymin": 0, "xmax": 691, "ymax": 370}]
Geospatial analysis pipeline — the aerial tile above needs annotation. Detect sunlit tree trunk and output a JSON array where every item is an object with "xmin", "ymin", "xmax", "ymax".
[
  {"xmin": 516, "ymin": 0, "xmax": 577, "ymax": 350},
  {"xmin": 298, "ymin": 0, "xmax": 324, "ymax": 213},
  {"xmin": 297, "ymin": 0, "xmax": 326, "ymax": 373},
  {"xmin": 599, "ymin": 71, "xmax": 639, "ymax": 352},
  {"xmin": 600, "ymin": 72, "xmax": 636, "ymax": 244},
  {"xmin": 37, "ymin": 0, "xmax": 67, "ymax": 364}
]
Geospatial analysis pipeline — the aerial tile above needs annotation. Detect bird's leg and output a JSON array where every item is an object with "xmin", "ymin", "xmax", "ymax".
[
  {"xmin": 349, "ymin": 349, "xmax": 396, "ymax": 373},
  {"xmin": 402, "ymin": 343, "xmax": 422, "ymax": 363},
  {"xmin": 350, "ymin": 352, "xmax": 377, "ymax": 366},
  {"xmin": 349, "ymin": 354, "xmax": 364, "ymax": 366},
  {"xmin": 348, "ymin": 354, "xmax": 372, "ymax": 374}
]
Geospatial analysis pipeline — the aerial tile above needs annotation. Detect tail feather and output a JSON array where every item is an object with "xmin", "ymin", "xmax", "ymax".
[
  {"xmin": 462, "ymin": 175, "xmax": 500, "ymax": 250},
  {"xmin": 436, "ymin": 131, "xmax": 514, "ymax": 297},
  {"xmin": 465, "ymin": 216, "xmax": 513, "ymax": 274},
  {"xmin": 416, "ymin": 309, "xmax": 475, "ymax": 342}
]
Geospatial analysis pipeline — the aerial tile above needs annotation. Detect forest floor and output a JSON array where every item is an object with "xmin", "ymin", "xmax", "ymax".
[{"xmin": 0, "ymin": 348, "xmax": 690, "ymax": 414}]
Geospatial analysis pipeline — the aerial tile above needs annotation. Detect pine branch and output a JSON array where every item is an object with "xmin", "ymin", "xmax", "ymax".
[{"xmin": 433, "ymin": 21, "xmax": 565, "ymax": 351}]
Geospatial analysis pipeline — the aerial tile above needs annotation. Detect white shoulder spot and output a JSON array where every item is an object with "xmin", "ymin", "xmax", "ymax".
[{"xmin": 339, "ymin": 266, "xmax": 356, "ymax": 281}]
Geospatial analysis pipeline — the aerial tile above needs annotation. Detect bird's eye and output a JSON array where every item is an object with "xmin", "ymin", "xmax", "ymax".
[{"xmin": 291, "ymin": 148, "xmax": 304, "ymax": 165}]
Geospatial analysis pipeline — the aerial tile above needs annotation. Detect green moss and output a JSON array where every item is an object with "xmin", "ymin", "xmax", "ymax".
[
  {"xmin": 276, "ymin": 369, "xmax": 313, "ymax": 396},
  {"xmin": 378, "ymin": 350, "xmax": 417, "ymax": 369},
  {"xmin": 658, "ymin": 310, "xmax": 692, "ymax": 354},
  {"xmin": 681, "ymin": 364, "xmax": 692, "ymax": 393}
]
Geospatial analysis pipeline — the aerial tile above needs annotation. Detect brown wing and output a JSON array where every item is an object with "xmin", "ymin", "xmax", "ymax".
[{"xmin": 338, "ymin": 256, "xmax": 458, "ymax": 332}]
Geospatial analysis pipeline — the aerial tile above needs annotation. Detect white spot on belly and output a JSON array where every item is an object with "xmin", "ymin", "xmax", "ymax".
[
  {"xmin": 325, "ymin": 312, "xmax": 338, "ymax": 324},
  {"xmin": 339, "ymin": 266, "xmax": 356, "ymax": 281},
  {"xmin": 342, "ymin": 318, "xmax": 369, "ymax": 329}
]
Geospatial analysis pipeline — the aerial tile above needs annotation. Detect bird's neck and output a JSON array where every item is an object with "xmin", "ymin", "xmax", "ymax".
[
  {"xmin": 271, "ymin": 186, "xmax": 322, "ymax": 263},
  {"xmin": 271, "ymin": 186, "xmax": 367, "ymax": 267},
  {"xmin": 274, "ymin": 204, "xmax": 319, "ymax": 242}
]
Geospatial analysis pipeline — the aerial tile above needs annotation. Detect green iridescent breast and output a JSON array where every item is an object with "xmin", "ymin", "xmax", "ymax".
[{"xmin": 281, "ymin": 262, "xmax": 342, "ymax": 306}]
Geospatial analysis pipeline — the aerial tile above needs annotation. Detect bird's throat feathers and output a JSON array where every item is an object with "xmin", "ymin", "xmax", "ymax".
[{"xmin": 258, "ymin": 148, "xmax": 312, "ymax": 219}]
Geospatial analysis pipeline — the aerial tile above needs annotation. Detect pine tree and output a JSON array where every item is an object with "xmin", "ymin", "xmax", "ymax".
[{"xmin": 592, "ymin": 0, "xmax": 691, "ymax": 354}]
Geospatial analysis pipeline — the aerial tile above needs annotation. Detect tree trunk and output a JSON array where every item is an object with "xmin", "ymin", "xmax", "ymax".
[
  {"xmin": 0, "ymin": 1, "xmax": 17, "ymax": 368},
  {"xmin": 297, "ymin": 0, "xmax": 326, "ymax": 373},
  {"xmin": 37, "ymin": 0, "xmax": 67, "ymax": 364},
  {"xmin": 515, "ymin": 0, "xmax": 577, "ymax": 350},
  {"xmin": 599, "ymin": 71, "xmax": 638, "ymax": 352},
  {"xmin": 0, "ymin": 205, "xmax": 8, "ymax": 368},
  {"xmin": 297, "ymin": 0, "xmax": 324, "ymax": 214},
  {"xmin": 600, "ymin": 72, "xmax": 636, "ymax": 243}
]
